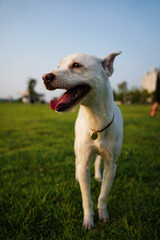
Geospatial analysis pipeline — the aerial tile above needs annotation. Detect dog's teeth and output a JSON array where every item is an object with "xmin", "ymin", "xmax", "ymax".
[
  {"xmin": 75, "ymin": 93, "xmax": 79, "ymax": 98},
  {"xmin": 73, "ymin": 88, "xmax": 83, "ymax": 99},
  {"xmin": 77, "ymin": 89, "xmax": 82, "ymax": 94}
]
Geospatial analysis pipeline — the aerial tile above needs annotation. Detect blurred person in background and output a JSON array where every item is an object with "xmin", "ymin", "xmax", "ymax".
[{"xmin": 150, "ymin": 72, "xmax": 160, "ymax": 117}]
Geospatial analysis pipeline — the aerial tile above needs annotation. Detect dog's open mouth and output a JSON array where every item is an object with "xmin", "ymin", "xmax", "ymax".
[{"xmin": 50, "ymin": 85, "xmax": 90, "ymax": 112}]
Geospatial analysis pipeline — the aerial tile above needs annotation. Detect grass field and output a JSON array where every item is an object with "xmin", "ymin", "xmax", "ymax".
[{"xmin": 0, "ymin": 103, "xmax": 160, "ymax": 240}]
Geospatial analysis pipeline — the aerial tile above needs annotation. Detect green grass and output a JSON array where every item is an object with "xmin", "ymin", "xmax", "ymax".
[{"xmin": 0, "ymin": 103, "xmax": 160, "ymax": 240}]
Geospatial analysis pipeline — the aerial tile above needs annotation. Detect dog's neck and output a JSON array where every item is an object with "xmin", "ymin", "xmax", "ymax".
[{"xmin": 80, "ymin": 80, "xmax": 114, "ymax": 131}]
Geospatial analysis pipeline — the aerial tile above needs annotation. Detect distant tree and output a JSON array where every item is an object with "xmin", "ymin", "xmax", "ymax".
[
  {"xmin": 117, "ymin": 81, "xmax": 128, "ymax": 103},
  {"xmin": 128, "ymin": 88, "xmax": 141, "ymax": 103},
  {"xmin": 117, "ymin": 92, "xmax": 124, "ymax": 102},
  {"xmin": 141, "ymin": 89, "xmax": 150, "ymax": 103},
  {"xmin": 27, "ymin": 79, "xmax": 38, "ymax": 103},
  {"xmin": 113, "ymin": 89, "xmax": 118, "ymax": 101},
  {"xmin": 118, "ymin": 81, "xmax": 128, "ymax": 93}
]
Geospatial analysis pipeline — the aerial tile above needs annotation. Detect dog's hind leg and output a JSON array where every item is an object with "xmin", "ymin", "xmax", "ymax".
[
  {"xmin": 97, "ymin": 159, "xmax": 116, "ymax": 222},
  {"xmin": 94, "ymin": 155, "xmax": 102, "ymax": 182}
]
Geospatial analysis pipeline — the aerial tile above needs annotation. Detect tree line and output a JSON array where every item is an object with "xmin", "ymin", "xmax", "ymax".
[{"xmin": 113, "ymin": 81, "xmax": 154, "ymax": 104}]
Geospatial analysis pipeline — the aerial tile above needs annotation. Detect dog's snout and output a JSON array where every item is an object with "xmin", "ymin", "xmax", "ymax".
[{"xmin": 42, "ymin": 73, "xmax": 56, "ymax": 84}]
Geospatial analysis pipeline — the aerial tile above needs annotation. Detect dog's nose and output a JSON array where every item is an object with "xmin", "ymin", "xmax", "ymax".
[{"xmin": 42, "ymin": 73, "xmax": 56, "ymax": 85}]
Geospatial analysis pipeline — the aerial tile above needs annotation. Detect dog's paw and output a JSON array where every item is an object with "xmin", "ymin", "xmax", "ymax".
[
  {"xmin": 94, "ymin": 169, "xmax": 102, "ymax": 182},
  {"xmin": 95, "ymin": 176, "xmax": 102, "ymax": 182},
  {"xmin": 98, "ymin": 208, "xmax": 109, "ymax": 222},
  {"xmin": 83, "ymin": 215, "xmax": 94, "ymax": 229}
]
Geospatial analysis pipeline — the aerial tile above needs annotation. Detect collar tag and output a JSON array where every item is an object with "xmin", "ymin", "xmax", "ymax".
[
  {"xmin": 90, "ymin": 113, "xmax": 115, "ymax": 141},
  {"xmin": 91, "ymin": 132, "xmax": 98, "ymax": 140}
]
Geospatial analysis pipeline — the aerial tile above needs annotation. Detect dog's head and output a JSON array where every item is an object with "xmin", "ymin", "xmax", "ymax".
[{"xmin": 42, "ymin": 52, "xmax": 121, "ymax": 112}]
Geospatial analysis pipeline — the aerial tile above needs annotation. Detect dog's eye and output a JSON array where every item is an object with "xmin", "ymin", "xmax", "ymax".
[{"xmin": 72, "ymin": 62, "xmax": 81, "ymax": 68}]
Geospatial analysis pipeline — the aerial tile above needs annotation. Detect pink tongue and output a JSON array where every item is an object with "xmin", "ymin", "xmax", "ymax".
[{"xmin": 50, "ymin": 92, "xmax": 73, "ymax": 111}]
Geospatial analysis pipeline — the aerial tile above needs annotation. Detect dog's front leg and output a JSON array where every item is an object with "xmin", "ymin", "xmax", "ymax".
[
  {"xmin": 97, "ymin": 150, "xmax": 116, "ymax": 222},
  {"xmin": 77, "ymin": 161, "xmax": 94, "ymax": 229}
]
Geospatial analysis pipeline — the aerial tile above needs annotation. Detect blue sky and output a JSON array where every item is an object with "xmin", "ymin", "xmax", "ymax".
[{"xmin": 1, "ymin": 0, "xmax": 160, "ymax": 101}]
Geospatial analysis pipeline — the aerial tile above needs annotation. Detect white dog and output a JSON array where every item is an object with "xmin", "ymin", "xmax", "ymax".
[{"xmin": 42, "ymin": 52, "xmax": 123, "ymax": 229}]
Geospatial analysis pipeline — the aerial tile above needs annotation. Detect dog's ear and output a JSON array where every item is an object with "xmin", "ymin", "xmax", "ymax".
[{"xmin": 102, "ymin": 51, "xmax": 121, "ymax": 76}]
